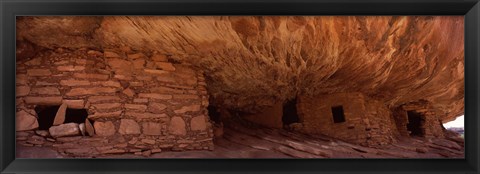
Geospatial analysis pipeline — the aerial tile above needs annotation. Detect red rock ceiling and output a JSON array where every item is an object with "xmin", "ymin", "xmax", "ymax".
[{"xmin": 16, "ymin": 16, "xmax": 464, "ymax": 122}]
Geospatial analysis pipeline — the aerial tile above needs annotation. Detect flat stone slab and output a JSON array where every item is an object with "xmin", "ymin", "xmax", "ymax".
[
  {"xmin": 85, "ymin": 119, "xmax": 95, "ymax": 136},
  {"xmin": 93, "ymin": 121, "xmax": 116, "ymax": 136},
  {"xmin": 25, "ymin": 96, "xmax": 63, "ymax": 105},
  {"xmin": 53, "ymin": 103, "xmax": 67, "ymax": 126},
  {"xmin": 79, "ymin": 123, "xmax": 86, "ymax": 136},
  {"xmin": 16, "ymin": 110, "xmax": 39, "ymax": 131},
  {"xmin": 49, "ymin": 123, "xmax": 80, "ymax": 138},
  {"xmin": 118, "ymin": 119, "xmax": 141, "ymax": 135}
]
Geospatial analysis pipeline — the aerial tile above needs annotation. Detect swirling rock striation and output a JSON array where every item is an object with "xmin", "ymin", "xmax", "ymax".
[{"xmin": 16, "ymin": 16, "xmax": 464, "ymax": 122}]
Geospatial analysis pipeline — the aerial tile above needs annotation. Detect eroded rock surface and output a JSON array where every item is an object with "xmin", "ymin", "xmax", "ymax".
[{"xmin": 16, "ymin": 16, "xmax": 464, "ymax": 122}]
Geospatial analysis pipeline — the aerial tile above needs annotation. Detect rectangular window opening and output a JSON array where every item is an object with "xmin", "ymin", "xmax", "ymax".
[{"xmin": 331, "ymin": 105, "xmax": 346, "ymax": 123}]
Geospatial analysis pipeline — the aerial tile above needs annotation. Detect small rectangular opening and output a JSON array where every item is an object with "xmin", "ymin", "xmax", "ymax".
[
  {"xmin": 331, "ymin": 105, "xmax": 346, "ymax": 123},
  {"xmin": 35, "ymin": 105, "xmax": 88, "ymax": 130}
]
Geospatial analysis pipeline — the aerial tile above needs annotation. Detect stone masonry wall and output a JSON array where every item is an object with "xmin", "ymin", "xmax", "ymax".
[
  {"xmin": 15, "ymin": 48, "xmax": 213, "ymax": 157},
  {"xmin": 395, "ymin": 100, "xmax": 444, "ymax": 138},
  {"xmin": 297, "ymin": 92, "xmax": 397, "ymax": 147}
]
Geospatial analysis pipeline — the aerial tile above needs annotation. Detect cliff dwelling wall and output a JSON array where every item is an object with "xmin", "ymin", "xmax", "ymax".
[
  {"xmin": 16, "ymin": 16, "xmax": 465, "ymax": 124},
  {"xmin": 297, "ymin": 92, "xmax": 398, "ymax": 147},
  {"xmin": 15, "ymin": 48, "xmax": 214, "ymax": 155},
  {"xmin": 394, "ymin": 100, "xmax": 445, "ymax": 138},
  {"xmin": 13, "ymin": 16, "xmax": 466, "ymax": 158}
]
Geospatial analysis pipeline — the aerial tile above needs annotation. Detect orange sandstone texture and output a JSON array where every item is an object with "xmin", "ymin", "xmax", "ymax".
[
  {"xmin": 14, "ymin": 16, "xmax": 463, "ymax": 152},
  {"xmin": 16, "ymin": 16, "xmax": 464, "ymax": 123}
]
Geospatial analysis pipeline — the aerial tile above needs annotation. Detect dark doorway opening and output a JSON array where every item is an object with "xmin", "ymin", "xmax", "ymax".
[
  {"xmin": 35, "ymin": 105, "xmax": 59, "ymax": 130},
  {"xmin": 331, "ymin": 105, "xmax": 346, "ymax": 123},
  {"xmin": 35, "ymin": 105, "xmax": 88, "ymax": 130},
  {"xmin": 407, "ymin": 111, "xmax": 424, "ymax": 136},
  {"xmin": 207, "ymin": 105, "xmax": 221, "ymax": 123},
  {"xmin": 282, "ymin": 98, "xmax": 299, "ymax": 126}
]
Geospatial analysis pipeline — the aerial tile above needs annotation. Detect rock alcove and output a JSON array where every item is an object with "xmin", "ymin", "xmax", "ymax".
[{"xmin": 15, "ymin": 16, "xmax": 464, "ymax": 158}]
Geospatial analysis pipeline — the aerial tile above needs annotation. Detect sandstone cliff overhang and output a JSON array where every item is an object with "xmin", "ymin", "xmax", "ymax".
[{"xmin": 16, "ymin": 16, "xmax": 464, "ymax": 122}]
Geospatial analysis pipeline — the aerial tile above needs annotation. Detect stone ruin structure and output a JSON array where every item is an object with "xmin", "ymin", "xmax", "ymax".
[
  {"xmin": 240, "ymin": 93, "xmax": 447, "ymax": 147},
  {"xmin": 16, "ymin": 48, "xmax": 214, "ymax": 156},
  {"xmin": 296, "ymin": 93, "xmax": 399, "ymax": 147},
  {"xmin": 15, "ymin": 16, "xmax": 464, "ymax": 157},
  {"xmin": 393, "ymin": 100, "xmax": 445, "ymax": 138}
]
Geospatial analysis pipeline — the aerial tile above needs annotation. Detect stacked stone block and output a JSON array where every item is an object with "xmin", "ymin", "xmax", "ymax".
[
  {"xmin": 397, "ymin": 100, "xmax": 445, "ymax": 138},
  {"xmin": 297, "ymin": 92, "xmax": 398, "ymax": 147},
  {"xmin": 15, "ymin": 48, "xmax": 213, "ymax": 156}
]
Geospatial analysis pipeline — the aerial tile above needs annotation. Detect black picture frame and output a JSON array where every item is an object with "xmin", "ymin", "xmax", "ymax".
[{"xmin": 1, "ymin": 0, "xmax": 479, "ymax": 173}]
